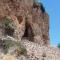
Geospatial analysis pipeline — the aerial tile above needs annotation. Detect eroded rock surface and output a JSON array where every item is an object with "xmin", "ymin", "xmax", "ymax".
[
  {"xmin": 0, "ymin": 0, "xmax": 60, "ymax": 60},
  {"xmin": 0, "ymin": 0, "xmax": 49, "ymax": 45}
]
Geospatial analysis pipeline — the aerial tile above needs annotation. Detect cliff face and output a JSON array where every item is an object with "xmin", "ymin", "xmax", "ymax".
[
  {"xmin": 0, "ymin": 0, "xmax": 49, "ymax": 46},
  {"xmin": 0, "ymin": 0, "xmax": 60, "ymax": 60}
]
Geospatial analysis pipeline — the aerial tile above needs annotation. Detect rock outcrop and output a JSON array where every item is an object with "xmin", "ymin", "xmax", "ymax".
[
  {"xmin": 0, "ymin": 0, "xmax": 60, "ymax": 60},
  {"xmin": 0, "ymin": 0, "xmax": 49, "ymax": 45}
]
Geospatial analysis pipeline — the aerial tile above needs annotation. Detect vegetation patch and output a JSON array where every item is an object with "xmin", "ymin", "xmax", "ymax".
[
  {"xmin": 0, "ymin": 39, "xmax": 27, "ymax": 56},
  {"xmin": 1, "ymin": 16, "xmax": 17, "ymax": 36},
  {"xmin": 57, "ymin": 43, "xmax": 60, "ymax": 49},
  {"xmin": 2, "ymin": 16, "xmax": 16, "ymax": 29}
]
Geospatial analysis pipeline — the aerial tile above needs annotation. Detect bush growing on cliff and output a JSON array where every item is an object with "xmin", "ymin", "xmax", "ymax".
[
  {"xmin": 2, "ymin": 16, "xmax": 12, "ymax": 28},
  {"xmin": 1, "ymin": 16, "xmax": 17, "ymax": 36},
  {"xmin": 2, "ymin": 16, "xmax": 16, "ymax": 29},
  {"xmin": 0, "ymin": 39, "xmax": 27, "ymax": 56}
]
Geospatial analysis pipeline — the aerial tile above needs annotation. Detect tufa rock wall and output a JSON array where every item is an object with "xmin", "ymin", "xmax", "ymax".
[
  {"xmin": 0, "ymin": 0, "xmax": 60, "ymax": 60},
  {"xmin": 0, "ymin": 0, "xmax": 49, "ymax": 46}
]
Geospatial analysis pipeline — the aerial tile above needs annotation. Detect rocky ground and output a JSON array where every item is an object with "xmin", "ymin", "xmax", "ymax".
[
  {"xmin": 0, "ymin": 37, "xmax": 60, "ymax": 60},
  {"xmin": 21, "ymin": 39, "xmax": 60, "ymax": 60}
]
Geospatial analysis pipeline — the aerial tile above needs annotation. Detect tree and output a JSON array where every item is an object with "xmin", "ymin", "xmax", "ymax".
[{"xmin": 57, "ymin": 43, "xmax": 60, "ymax": 48}]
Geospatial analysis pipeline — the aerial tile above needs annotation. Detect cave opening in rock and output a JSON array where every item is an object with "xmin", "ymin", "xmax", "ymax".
[{"xmin": 23, "ymin": 21, "xmax": 34, "ymax": 41}]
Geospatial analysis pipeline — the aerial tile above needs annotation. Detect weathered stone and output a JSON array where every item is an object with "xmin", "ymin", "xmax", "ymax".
[
  {"xmin": 0, "ymin": 0, "xmax": 49, "ymax": 45},
  {"xmin": 0, "ymin": 0, "xmax": 60, "ymax": 60}
]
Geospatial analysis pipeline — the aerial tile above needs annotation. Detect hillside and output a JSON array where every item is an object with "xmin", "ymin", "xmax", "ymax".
[{"xmin": 0, "ymin": 0, "xmax": 60, "ymax": 60}]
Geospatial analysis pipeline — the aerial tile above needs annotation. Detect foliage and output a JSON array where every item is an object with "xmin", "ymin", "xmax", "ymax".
[
  {"xmin": 57, "ymin": 43, "xmax": 60, "ymax": 48},
  {"xmin": 19, "ymin": 46, "xmax": 27, "ymax": 56},
  {"xmin": 3, "ymin": 40, "xmax": 15, "ymax": 53},
  {"xmin": 2, "ymin": 16, "xmax": 12, "ymax": 28},
  {"xmin": 1, "ymin": 39, "xmax": 27, "ymax": 56},
  {"xmin": 2, "ymin": 16, "xmax": 16, "ymax": 29}
]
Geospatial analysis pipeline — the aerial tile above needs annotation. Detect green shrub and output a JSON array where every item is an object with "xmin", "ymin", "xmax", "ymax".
[
  {"xmin": 57, "ymin": 43, "xmax": 60, "ymax": 48},
  {"xmin": 20, "ymin": 46, "xmax": 27, "ymax": 56},
  {"xmin": 2, "ymin": 16, "xmax": 16, "ymax": 29},
  {"xmin": 1, "ymin": 39, "xmax": 27, "ymax": 56},
  {"xmin": 3, "ymin": 40, "xmax": 14, "ymax": 53},
  {"xmin": 2, "ymin": 16, "xmax": 12, "ymax": 28}
]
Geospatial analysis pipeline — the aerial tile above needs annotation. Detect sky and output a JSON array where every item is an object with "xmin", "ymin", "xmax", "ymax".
[{"xmin": 38, "ymin": 0, "xmax": 60, "ymax": 47}]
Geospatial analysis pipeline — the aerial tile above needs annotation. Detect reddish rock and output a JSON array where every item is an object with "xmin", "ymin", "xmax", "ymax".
[{"xmin": 0, "ymin": 0, "xmax": 49, "ymax": 45}]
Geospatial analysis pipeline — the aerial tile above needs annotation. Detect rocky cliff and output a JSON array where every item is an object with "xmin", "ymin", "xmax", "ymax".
[
  {"xmin": 0, "ymin": 0, "xmax": 49, "ymax": 45},
  {"xmin": 0, "ymin": 0, "xmax": 60, "ymax": 60}
]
